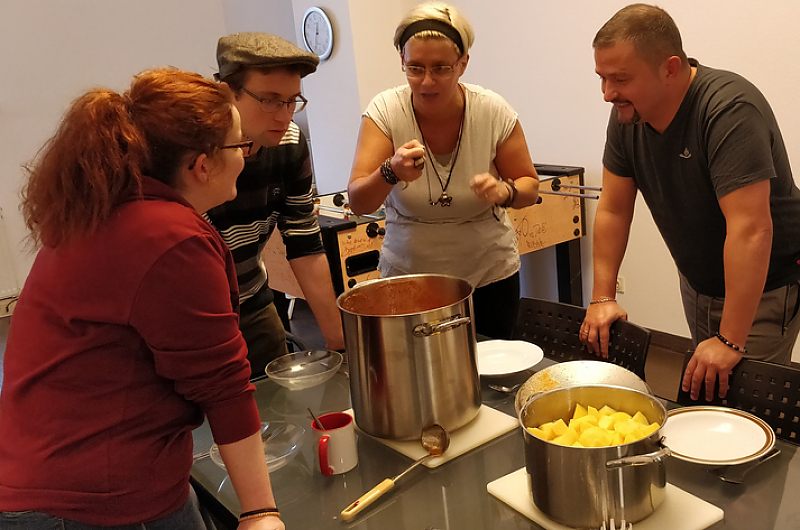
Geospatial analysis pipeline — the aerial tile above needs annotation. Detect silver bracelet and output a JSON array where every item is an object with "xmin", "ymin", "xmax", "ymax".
[{"xmin": 589, "ymin": 297, "xmax": 616, "ymax": 305}]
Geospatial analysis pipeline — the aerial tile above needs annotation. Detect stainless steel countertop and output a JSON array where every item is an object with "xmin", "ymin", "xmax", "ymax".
[{"xmin": 191, "ymin": 366, "xmax": 799, "ymax": 529}]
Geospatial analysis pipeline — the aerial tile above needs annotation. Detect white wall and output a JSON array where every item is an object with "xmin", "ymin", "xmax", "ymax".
[
  {"xmin": 449, "ymin": 0, "xmax": 800, "ymax": 361},
  {"xmin": 0, "ymin": 0, "xmax": 227, "ymax": 284},
  {"xmin": 3, "ymin": 0, "xmax": 799, "ymax": 360}
]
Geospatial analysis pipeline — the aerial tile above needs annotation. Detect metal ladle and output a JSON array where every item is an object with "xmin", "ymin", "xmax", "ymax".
[{"xmin": 340, "ymin": 424, "xmax": 450, "ymax": 521}]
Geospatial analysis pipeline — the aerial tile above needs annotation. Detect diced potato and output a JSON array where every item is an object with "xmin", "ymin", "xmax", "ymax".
[
  {"xmin": 539, "ymin": 422, "xmax": 555, "ymax": 440},
  {"xmin": 632, "ymin": 411, "xmax": 650, "ymax": 425},
  {"xmin": 599, "ymin": 405, "xmax": 617, "ymax": 416},
  {"xmin": 610, "ymin": 411, "xmax": 632, "ymax": 424},
  {"xmin": 569, "ymin": 415, "xmax": 598, "ymax": 433},
  {"xmin": 598, "ymin": 415, "xmax": 615, "ymax": 430},
  {"xmin": 532, "ymin": 403, "xmax": 661, "ymax": 447},
  {"xmin": 614, "ymin": 419, "xmax": 640, "ymax": 436},
  {"xmin": 640, "ymin": 422, "xmax": 660, "ymax": 437},
  {"xmin": 551, "ymin": 419, "xmax": 569, "ymax": 437},
  {"xmin": 527, "ymin": 427, "xmax": 550, "ymax": 441},
  {"xmin": 580, "ymin": 426, "xmax": 613, "ymax": 448}
]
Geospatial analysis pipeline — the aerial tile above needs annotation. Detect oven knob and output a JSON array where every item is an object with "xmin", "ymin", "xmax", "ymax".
[
  {"xmin": 348, "ymin": 279, "xmax": 357, "ymax": 288},
  {"xmin": 333, "ymin": 193, "xmax": 346, "ymax": 207},
  {"xmin": 366, "ymin": 222, "xmax": 385, "ymax": 238}
]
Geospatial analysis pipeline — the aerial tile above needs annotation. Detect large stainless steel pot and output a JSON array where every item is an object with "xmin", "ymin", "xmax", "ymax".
[
  {"xmin": 519, "ymin": 385, "xmax": 671, "ymax": 528},
  {"xmin": 337, "ymin": 274, "xmax": 481, "ymax": 440}
]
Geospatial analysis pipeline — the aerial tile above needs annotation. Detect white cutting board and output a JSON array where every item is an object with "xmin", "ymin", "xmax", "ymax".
[
  {"xmin": 348, "ymin": 405, "xmax": 518, "ymax": 468},
  {"xmin": 488, "ymin": 468, "xmax": 724, "ymax": 530}
]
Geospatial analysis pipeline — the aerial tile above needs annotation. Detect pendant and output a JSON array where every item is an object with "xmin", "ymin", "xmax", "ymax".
[{"xmin": 439, "ymin": 192, "xmax": 452, "ymax": 207}]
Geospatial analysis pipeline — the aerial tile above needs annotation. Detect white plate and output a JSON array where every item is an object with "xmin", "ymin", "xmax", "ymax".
[
  {"xmin": 477, "ymin": 340, "xmax": 544, "ymax": 377},
  {"xmin": 662, "ymin": 406, "xmax": 775, "ymax": 465}
]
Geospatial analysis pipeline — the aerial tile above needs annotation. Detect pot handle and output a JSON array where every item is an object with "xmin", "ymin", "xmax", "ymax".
[
  {"xmin": 606, "ymin": 438, "xmax": 672, "ymax": 469},
  {"xmin": 413, "ymin": 316, "xmax": 471, "ymax": 337}
]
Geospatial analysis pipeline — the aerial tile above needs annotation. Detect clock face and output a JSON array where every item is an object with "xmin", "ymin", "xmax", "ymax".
[{"xmin": 303, "ymin": 8, "xmax": 333, "ymax": 60}]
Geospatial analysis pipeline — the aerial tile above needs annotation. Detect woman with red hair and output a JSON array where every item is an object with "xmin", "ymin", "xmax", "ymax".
[{"xmin": 0, "ymin": 69, "xmax": 283, "ymax": 530}]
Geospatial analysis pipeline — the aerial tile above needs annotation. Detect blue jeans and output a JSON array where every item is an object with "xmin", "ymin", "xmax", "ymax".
[{"xmin": 0, "ymin": 489, "xmax": 210, "ymax": 530}]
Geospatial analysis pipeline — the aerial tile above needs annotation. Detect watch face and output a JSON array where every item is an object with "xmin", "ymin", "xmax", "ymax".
[{"xmin": 304, "ymin": 9, "xmax": 332, "ymax": 59}]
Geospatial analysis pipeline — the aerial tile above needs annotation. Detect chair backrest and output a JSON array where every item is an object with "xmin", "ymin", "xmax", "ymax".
[
  {"xmin": 676, "ymin": 354, "xmax": 800, "ymax": 445},
  {"xmin": 512, "ymin": 297, "xmax": 651, "ymax": 380}
]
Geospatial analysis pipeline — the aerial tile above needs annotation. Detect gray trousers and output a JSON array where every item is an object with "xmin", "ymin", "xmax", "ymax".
[{"xmin": 679, "ymin": 274, "xmax": 800, "ymax": 365}]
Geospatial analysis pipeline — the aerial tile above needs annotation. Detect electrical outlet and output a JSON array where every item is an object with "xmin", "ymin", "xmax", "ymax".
[{"xmin": 616, "ymin": 276, "xmax": 625, "ymax": 294}]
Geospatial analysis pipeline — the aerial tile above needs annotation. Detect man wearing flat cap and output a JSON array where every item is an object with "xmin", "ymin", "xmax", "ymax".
[{"xmin": 206, "ymin": 32, "xmax": 344, "ymax": 378}]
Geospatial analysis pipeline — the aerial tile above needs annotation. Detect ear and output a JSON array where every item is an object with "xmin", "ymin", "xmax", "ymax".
[
  {"xmin": 663, "ymin": 55, "xmax": 683, "ymax": 83},
  {"xmin": 185, "ymin": 153, "xmax": 214, "ymax": 187},
  {"xmin": 459, "ymin": 53, "xmax": 470, "ymax": 73}
]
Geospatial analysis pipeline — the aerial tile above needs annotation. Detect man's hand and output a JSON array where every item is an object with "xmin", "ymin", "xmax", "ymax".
[
  {"xmin": 390, "ymin": 140, "xmax": 425, "ymax": 182},
  {"xmin": 681, "ymin": 337, "xmax": 743, "ymax": 401},
  {"xmin": 580, "ymin": 301, "xmax": 627, "ymax": 357}
]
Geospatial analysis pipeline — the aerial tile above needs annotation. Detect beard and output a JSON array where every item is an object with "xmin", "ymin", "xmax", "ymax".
[{"xmin": 613, "ymin": 101, "xmax": 641, "ymax": 124}]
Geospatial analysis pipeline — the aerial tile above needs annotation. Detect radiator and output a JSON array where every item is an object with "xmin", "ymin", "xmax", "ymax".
[{"xmin": 0, "ymin": 207, "xmax": 20, "ymax": 300}]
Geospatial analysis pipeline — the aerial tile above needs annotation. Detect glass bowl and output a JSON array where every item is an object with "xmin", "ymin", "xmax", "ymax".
[
  {"xmin": 209, "ymin": 421, "xmax": 305, "ymax": 472},
  {"xmin": 265, "ymin": 350, "xmax": 343, "ymax": 391}
]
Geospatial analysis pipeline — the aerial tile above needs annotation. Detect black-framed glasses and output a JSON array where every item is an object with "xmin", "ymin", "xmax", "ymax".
[
  {"xmin": 402, "ymin": 60, "xmax": 461, "ymax": 79},
  {"xmin": 240, "ymin": 87, "xmax": 308, "ymax": 113},
  {"xmin": 221, "ymin": 140, "xmax": 254, "ymax": 157}
]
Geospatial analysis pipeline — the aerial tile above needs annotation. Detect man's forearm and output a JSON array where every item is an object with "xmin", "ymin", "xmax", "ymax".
[
  {"xmin": 591, "ymin": 208, "xmax": 632, "ymax": 299},
  {"xmin": 290, "ymin": 253, "xmax": 345, "ymax": 350},
  {"xmin": 719, "ymin": 230, "xmax": 772, "ymax": 347}
]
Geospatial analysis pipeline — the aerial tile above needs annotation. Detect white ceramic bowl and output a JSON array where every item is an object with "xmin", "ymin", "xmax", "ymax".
[{"xmin": 265, "ymin": 350, "xmax": 343, "ymax": 391}]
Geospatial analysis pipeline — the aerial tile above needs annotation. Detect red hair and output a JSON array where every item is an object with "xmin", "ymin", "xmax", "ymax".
[{"xmin": 21, "ymin": 69, "xmax": 233, "ymax": 248}]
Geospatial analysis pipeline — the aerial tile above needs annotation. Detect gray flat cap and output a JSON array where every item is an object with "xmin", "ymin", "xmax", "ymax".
[{"xmin": 217, "ymin": 32, "xmax": 319, "ymax": 79}]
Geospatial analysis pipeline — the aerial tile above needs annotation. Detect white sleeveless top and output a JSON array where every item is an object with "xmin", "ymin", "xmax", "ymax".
[{"xmin": 364, "ymin": 83, "xmax": 520, "ymax": 288}]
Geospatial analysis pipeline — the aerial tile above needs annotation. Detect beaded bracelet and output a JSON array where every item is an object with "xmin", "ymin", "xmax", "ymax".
[
  {"xmin": 715, "ymin": 331, "xmax": 747, "ymax": 355},
  {"xmin": 589, "ymin": 297, "xmax": 616, "ymax": 305},
  {"xmin": 501, "ymin": 179, "xmax": 518, "ymax": 208},
  {"xmin": 239, "ymin": 508, "xmax": 281, "ymax": 523},
  {"xmin": 380, "ymin": 158, "xmax": 399, "ymax": 185}
]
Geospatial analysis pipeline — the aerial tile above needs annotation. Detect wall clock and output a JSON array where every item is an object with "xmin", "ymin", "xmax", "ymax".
[{"xmin": 302, "ymin": 7, "xmax": 334, "ymax": 61}]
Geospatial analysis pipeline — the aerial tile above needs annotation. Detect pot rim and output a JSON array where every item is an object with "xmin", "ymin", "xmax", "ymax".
[
  {"xmin": 336, "ymin": 273, "xmax": 474, "ymax": 317},
  {"xmin": 517, "ymin": 383, "xmax": 668, "ymax": 449}
]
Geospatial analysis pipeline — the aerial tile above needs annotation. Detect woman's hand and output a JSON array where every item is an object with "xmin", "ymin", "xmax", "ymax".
[
  {"xmin": 470, "ymin": 174, "xmax": 511, "ymax": 205},
  {"xmin": 238, "ymin": 516, "xmax": 285, "ymax": 530},
  {"xmin": 390, "ymin": 140, "xmax": 426, "ymax": 182}
]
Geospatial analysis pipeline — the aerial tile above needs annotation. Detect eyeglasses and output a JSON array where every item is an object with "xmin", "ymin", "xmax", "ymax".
[
  {"xmin": 240, "ymin": 87, "xmax": 308, "ymax": 113},
  {"xmin": 402, "ymin": 60, "xmax": 461, "ymax": 79},
  {"xmin": 221, "ymin": 140, "xmax": 254, "ymax": 157}
]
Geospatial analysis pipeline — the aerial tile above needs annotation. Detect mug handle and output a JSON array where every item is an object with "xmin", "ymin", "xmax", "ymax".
[{"xmin": 318, "ymin": 435, "xmax": 334, "ymax": 476}]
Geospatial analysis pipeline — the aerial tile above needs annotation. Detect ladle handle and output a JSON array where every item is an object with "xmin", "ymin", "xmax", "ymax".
[{"xmin": 341, "ymin": 478, "xmax": 395, "ymax": 521}]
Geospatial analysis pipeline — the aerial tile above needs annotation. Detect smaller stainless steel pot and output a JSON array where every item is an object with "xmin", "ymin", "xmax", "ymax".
[{"xmin": 519, "ymin": 385, "xmax": 671, "ymax": 528}]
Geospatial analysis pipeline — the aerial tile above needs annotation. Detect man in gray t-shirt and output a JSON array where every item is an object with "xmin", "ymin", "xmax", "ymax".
[{"xmin": 582, "ymin": 4, "xmax": 800, "ymax": 401}]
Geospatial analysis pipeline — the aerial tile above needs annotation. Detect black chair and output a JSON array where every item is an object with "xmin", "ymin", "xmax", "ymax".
[
  {"xmin": 511, "ymin": 297, "xmax": 652, "ymax": 380},
  {"xmin": 676, "ymin": 354, "xmax": 800, "ymax": 445}
]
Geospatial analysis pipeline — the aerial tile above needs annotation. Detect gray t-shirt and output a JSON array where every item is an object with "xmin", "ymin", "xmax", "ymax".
[
  {"xmin": 603, "ymin": 59, "xmax": 800, "ymax": 297},
  {"xmin": 365, "ymin": 83, "xmax": 520, "ymax": 288}
]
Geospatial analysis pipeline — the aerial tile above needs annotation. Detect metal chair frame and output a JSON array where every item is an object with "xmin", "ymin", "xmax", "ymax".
[
  {"xmin": 677, "ymin": 354, "xmax": 800, "ymax": 445},
  {"xmin": 512, "ymin": 297, "xmax": 651, "ymax": 380}
]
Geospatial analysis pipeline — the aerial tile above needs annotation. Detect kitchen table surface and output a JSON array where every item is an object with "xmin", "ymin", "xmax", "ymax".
[{"xmin": 190, "ymin": 364, "xmax": 800, "ymax": 530}]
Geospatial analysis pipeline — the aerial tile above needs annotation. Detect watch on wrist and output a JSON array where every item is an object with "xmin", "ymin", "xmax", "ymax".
[{"xmin": 380, "ymin": 158, "xmax": 399, "ymax": 185}]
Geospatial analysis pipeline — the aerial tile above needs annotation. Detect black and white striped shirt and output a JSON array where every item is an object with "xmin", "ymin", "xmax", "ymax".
[{"xmin": 205, "ymin": 123, "xmax": 324, "ymax": 307}]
